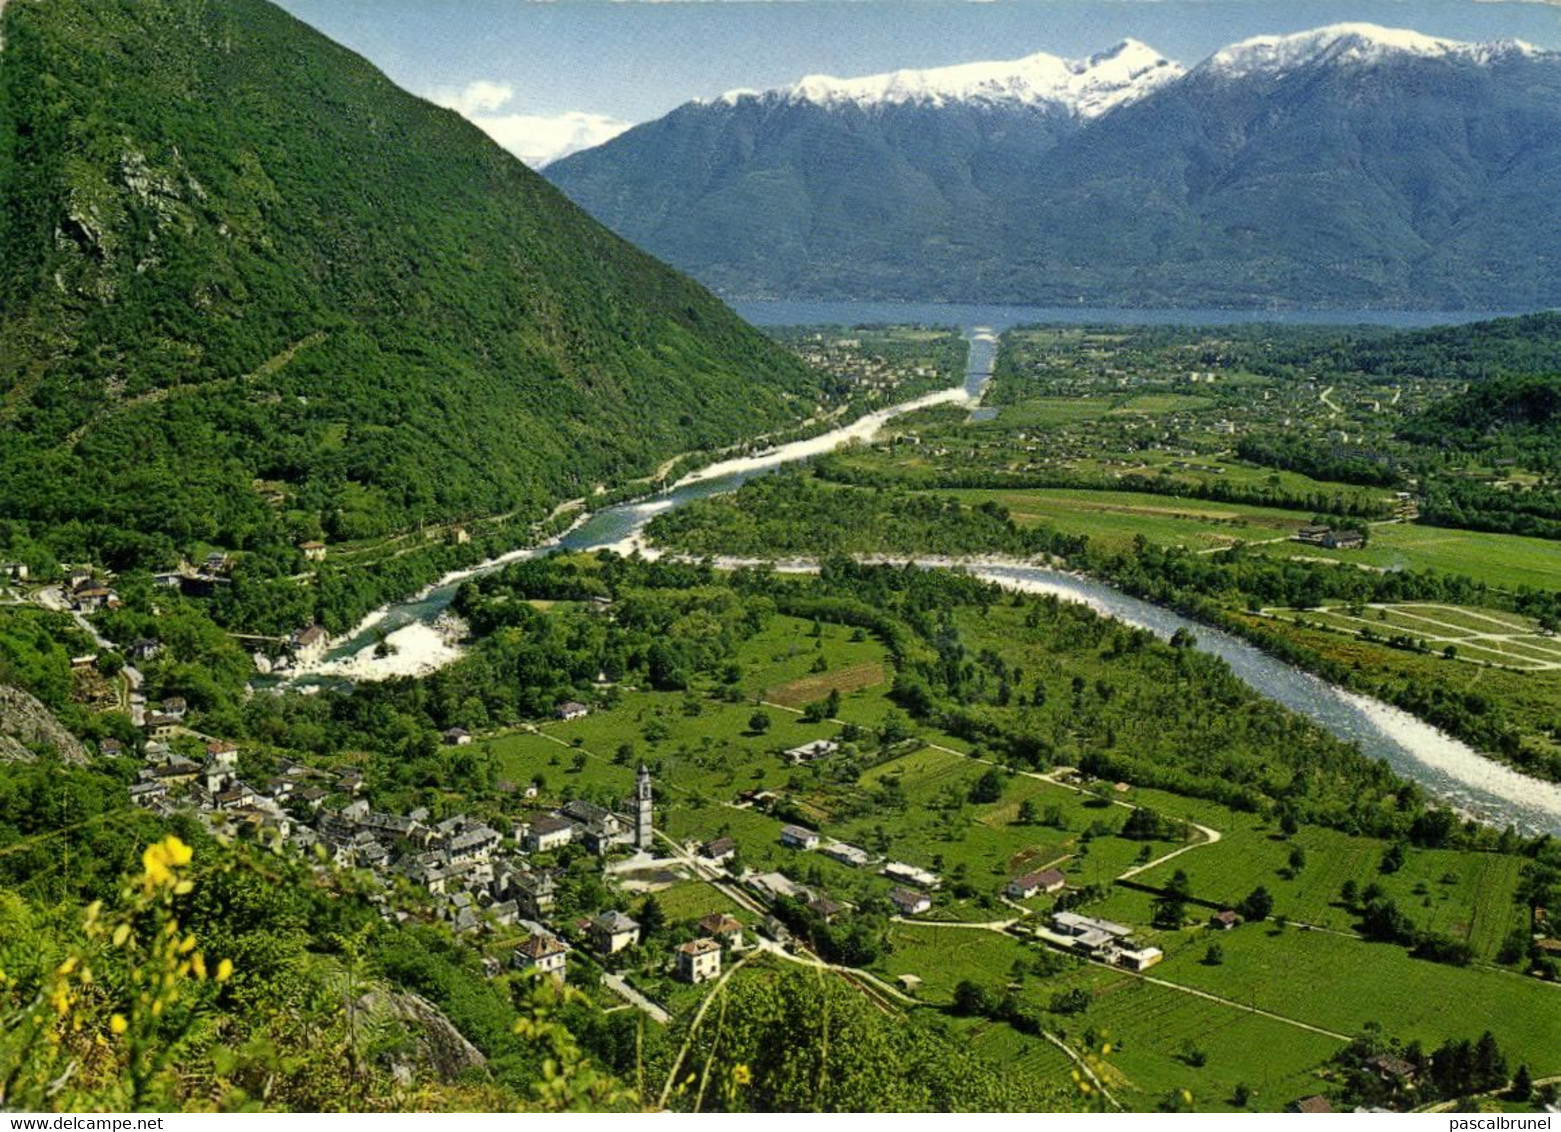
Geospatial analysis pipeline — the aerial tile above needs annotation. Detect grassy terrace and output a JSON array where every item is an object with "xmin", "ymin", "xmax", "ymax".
[
  {"xmin": 940, "ymin": 487, "xmax": 1313, "ymax": 553},
  {"xmin": 1255, "ymin": 523, "xmax": 1561, "ymax": 593}
]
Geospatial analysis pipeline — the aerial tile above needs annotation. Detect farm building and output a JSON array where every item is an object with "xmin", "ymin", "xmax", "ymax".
[
  {"xmin": 784, "ymin": 739, "xmax": 839, "ymax": 764},
  {"xmin": 889, "ymin": 887, "xmax": 932, "ymax": 916},
  {"xmin": 1115, "ymin": 946, "xmax": 1164, "ymax": 972},
  {"xmin": 1007, "ymin": 868, "xmax": 1067, "ymax": 899},
  {"xmin": 780, "ymin": 824, "xmax": 820, "ymax": 851},
  {"xmin": 821, "ymin": 841, "xmax": 871, "ymax": 868},
  {"xmin": 882, "ymin": 861, "xmax": 940, "ymax": 889},
  {"xmin": 699, "ymin": 836, "xmax": 738, "ymax": 865}
]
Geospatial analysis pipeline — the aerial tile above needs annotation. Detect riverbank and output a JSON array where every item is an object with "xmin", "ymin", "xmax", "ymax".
[
  {"xmin": 283, "ymin": 332, "xmax": 995, "ymax": 686},
  {"xmin": 626, "ymin": 544, "xmax": 1561, "ymax": 835}
]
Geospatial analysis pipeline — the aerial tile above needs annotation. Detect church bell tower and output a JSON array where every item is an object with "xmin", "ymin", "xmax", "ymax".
[{"xmin": 635, "ymin": 765, "xmax": 653, "ymax": 851}]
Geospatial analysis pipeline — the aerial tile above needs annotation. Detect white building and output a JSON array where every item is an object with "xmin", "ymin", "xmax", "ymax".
[
  {"xmin": 780, "ymin": 824, "xmax": 820, "ymax": 851},
  {"xmin": 514, "ymin": 934, "xmax": 568, "ymax": 982},
  {"xmin": 523, "ymin": 815, "xmax": 575, "ymax": 853},
  {"xmin": 821, "ymin": 842, "xmax": 871, "ymax": 868},
  {"xmin": 784, "ymin": 739, "xmax": 839, "ymax": 765},
  {"xmin": 591, "ymin": 910, "xmax": 641, "ymax": 955},
  {"xmin": 675, "ymin": 938, "xmax": 722, "ymax": 984},
  {"xmin": 882, "ymin": 861, "xmax": 940, "ymax": 890}
]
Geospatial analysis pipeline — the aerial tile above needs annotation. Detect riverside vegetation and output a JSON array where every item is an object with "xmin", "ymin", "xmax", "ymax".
[{"xmin": 650, "ymin": 316, "xmax": 1561, "ymax": 784}]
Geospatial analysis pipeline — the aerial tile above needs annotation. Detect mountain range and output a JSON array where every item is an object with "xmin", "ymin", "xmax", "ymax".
[
  {"xmin": 0, "ymin": 0, "xmax": 820, "ymax": 575},
  {"xmin": 546, "ymin": 24, "xmax": 1561, "ymax": 308}
]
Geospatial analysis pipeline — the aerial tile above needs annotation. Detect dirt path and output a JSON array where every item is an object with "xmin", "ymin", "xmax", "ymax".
[{"xmin": 62, "ymin": 332, "xmax": 327, "ymax": 449}]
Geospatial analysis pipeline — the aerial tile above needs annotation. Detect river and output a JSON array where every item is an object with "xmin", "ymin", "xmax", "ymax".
[{"xmin": 289, "ymin": 312, "xmax": 1561, "ymax": 836}]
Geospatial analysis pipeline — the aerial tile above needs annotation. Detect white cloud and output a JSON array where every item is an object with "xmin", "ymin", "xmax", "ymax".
[
  {"xmin": 429, "ymin": 80, "xmax": 633, "ymax": 168},
  {"xmin": 468, "ymin": 111, "xmax": 634, "ymax": 168},
  {"xmin": 435, "ymin": 79, "xmax": 516, "ymax": 116}
]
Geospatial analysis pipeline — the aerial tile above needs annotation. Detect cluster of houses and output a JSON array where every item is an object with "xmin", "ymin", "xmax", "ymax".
[
  {"xmin": 1045, "ymin": 910, "xmax": 1164, "ymax": 971},
  {"xmin": 126, "ymin": 739, "xmax": 684, "ymax": 986},
  {"xmin": 64, "ymin": 567, "xmax": 122, "ymax": 613},
  {"xmin": 539, "ymin": 907, "xmax": 745, "ymax": 986},
  {"xmin": 153, "ymin": 553, "xmax": 235, "ymax": 598},
  {"xmin": 772, "ymin": 822, "xmax": 948, "ymax": 918},
  {"xmin": 791, "ymin": 334, "xmax": 937, "ymax": 400}
]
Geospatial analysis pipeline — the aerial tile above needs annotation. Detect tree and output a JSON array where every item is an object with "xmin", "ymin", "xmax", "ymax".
[
  {"xmin": 878, "ymin": 710, "xmax": 913, "ymax": 746},
  {"xmin": 1473, "ymin": 1031, "xmax": 1507, "ymax": 1093},
  {"xmin": 748, "ymin": 710, "xmax": 772, "ymax": 735},
  {"xmin": 637, "ymin": 896, "xmax": 666, "ymax": 939},
  {"xmin": 1339, "ymin": 879, "xmax": 1359, "ymax": 909},
  {"xmin": 1203, "ymin": 942, "xmax": 1225, "ymax": 966},
  {"xmin": 1238, "ymin": 886, "xmax": 1274, "ymax": 923},
  {"xmin": 1151, "ymin": 894, "xmax": 1186, "ymax": 930},
  {"xmin": 1015, "ymin": 798, "xmax": 1039, "ymax": 826},
  {"xmin": 1380, "ymin": 842, "xmax": 1407, "ymax": 874},
  {"xmin": 1511, "ymin": 1063, "xmax": 1533, "ymax": 1101},
  {"xmin": 952, "ymin": 980, "xmax": 995, "ymax": 1017},
  {"xmin": 969, "ymin": 767, "xmax": 1006, "ymax": 804}
]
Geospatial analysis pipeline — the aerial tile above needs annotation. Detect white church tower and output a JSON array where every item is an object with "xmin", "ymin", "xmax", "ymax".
[{"xmin": 635, "ymin": 764, "xmax": 654, "ymax": 851}]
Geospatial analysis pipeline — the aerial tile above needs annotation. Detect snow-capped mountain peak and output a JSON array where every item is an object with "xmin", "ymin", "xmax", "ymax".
[
  {"xmin": 713, "ymin": 39, "xmax": 1184, "ymax": 118},
  {"xmin": 1200, "ymin": 23, "xmax": 1542, "ymax": 78}
]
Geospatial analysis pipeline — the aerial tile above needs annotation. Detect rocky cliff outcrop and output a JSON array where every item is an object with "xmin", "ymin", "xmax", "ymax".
[{"xmin": 0, "ymin": 684, "xmax": 90, "ymax": 764}]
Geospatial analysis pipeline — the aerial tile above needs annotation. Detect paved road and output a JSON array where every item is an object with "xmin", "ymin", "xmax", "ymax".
[{"xmin": 602, "ymin": 972, "xmax": 670, "ymax": 1024}]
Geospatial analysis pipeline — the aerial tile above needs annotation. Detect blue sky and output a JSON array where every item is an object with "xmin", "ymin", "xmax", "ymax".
[{"xmin": 274, "ymin": 1, "xmax": 1561, "ymax": 164}]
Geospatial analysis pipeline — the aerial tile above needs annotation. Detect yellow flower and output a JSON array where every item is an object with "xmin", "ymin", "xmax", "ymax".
[
  {"xmin": 112, "ymin": 924, "xmax": 131, "ymax": 947},
  {"xmin": 110, "ymin": 1014, "xmax": 128, "ymax": 1035},
  {"xmin": 732, "ymin": 1064, "xmax": 752, "ymax": 1087},
  {"xmin": 191, "ymin": 953, "xmax": 206, "ymax": 980},
  {"xmin": 215, "ymin": 958, "xmax": 233, "ymax": 983},
  {"xmin": 141, "ymin": 835, "xmax": 193, "ymax": 888}
]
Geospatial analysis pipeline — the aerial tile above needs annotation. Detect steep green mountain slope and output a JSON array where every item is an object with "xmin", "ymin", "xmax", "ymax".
[{"xmin": 0, "ymin": 0, "xmax": 821, "ymax": 570}]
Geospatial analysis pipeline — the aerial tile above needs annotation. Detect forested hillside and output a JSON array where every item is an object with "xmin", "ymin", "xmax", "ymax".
[{"xmin": 0, "ymin": 0, "xmax": 821, "ymax": 576}]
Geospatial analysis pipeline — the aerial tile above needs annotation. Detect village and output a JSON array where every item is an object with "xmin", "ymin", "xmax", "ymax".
[{"xmin": 107, "ymin": 651, "xmax": 1226, "ymax": 1036}]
